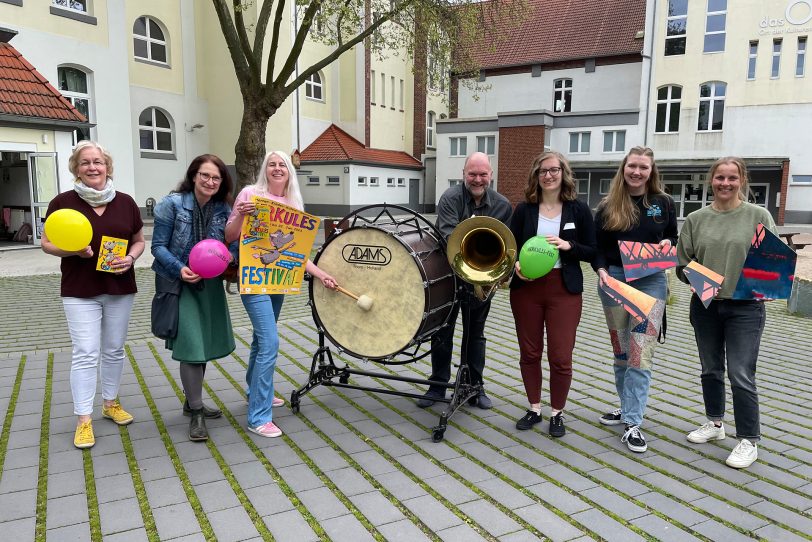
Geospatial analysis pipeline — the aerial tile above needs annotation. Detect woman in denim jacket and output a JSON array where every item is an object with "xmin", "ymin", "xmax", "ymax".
[{"xmin": 152, "ymin": 154, "xmax": 235, "ymax": 441}]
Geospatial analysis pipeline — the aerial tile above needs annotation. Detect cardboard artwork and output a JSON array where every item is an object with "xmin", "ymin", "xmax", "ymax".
[
  {"xmin": 96, "ymin": 236, "xmax": 128, "ymax": 273},
  {"xmin": 618, "ymin": 241, "xmax": 678, "ymax": 281},
  {"xmin": 732, "ymin": 223, "xmax": 797, "ymax": 300},
  {"xmin": 683, "ymin": 260, "xmax": 724, "ymax": 308},
  {"xmin": 239, "ymin": 197, "xmax": 320, "ymax": 294},
  {"xmin": 600, "ymin": 275, "xmax": 657, "ymax": 323}
]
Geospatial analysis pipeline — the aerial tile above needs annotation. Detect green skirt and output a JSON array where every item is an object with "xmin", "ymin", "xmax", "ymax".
[{"xmin": 166, "ymin": 278, "xmax": 235, "ymax": 363}]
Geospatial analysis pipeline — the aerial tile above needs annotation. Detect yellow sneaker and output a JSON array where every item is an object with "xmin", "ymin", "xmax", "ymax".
[
  {"xmin": 102, "ymin": 401, "xmax": 134, "ymax": 425},
  {"xmin": 74, "ymin": 421, "xmax": 95, "ymax": 449}
]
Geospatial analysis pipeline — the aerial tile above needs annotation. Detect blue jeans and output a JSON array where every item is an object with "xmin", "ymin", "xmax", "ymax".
[
  {"xmin": 241, "ymin": 294, "xmax": 284, "ymax": 427},
  {"xmin": 689, "ymin": 297, "xmax": 765, "ymax": 441},
  {"xmin": 598, "ymin": 267, "xmax": 667, "ymax": 427}
]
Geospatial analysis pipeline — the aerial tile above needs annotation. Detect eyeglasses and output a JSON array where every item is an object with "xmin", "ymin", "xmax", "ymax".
[
  {"xmin": 198, "ymin": 172, "xmax": 222, "ymax": 184},
  {"xmin": 539, "ymin": 167, "xmax": 562, "ymax": 177},
  {"xmin": 79, "ymin": 159, "xmax": 105, "ymax": 168}
]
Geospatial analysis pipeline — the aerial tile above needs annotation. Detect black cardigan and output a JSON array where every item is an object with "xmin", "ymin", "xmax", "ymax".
[{"xmin": 509, "ymin": 199, "xmax": 597, "ymax": 294}]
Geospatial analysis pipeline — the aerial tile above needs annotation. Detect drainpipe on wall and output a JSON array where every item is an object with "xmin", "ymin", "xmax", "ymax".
[
  {"xmin": 642, "ymin": 0, "xmax": 657, "ymax": 147},
  {"xmin": 293, "ymin": 2, "xmax": 301, "ymax": 152}
]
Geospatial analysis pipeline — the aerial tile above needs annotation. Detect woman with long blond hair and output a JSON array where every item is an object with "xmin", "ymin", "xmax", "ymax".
[
  {"xmin": 593, "ymin": 146, "xmax": 677, "ymax": 453},
  {"xmin": 509, "ymin": 151, "xmax": 596, "ymax": 435},
  {"xmin": 677, "ymin": 157, "xmax": 775, "ymax": 469}
]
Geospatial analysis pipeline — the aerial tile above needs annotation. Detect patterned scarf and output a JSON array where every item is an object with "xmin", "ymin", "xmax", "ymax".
[
  {"xmin": 192, "ymin": 197, "xmax": 214, "ymax": 244},
  {"xmin": 74, "ymin": 179, "xmax": 116, "ymax": 207}
]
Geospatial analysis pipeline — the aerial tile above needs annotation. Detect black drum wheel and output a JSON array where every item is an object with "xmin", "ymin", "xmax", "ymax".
[{"xmin": 432, "ymin": 427, "xmax": 445, "ymax": 443}]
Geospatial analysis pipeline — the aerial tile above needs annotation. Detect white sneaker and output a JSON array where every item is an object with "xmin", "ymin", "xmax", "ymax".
[
  {"xmin": 726, "ymin": 439, "xmax": 758, "ymax": 469},
  {"xmin": 687, "ymin": 421, "xmax": 726, "ymax": 443}
]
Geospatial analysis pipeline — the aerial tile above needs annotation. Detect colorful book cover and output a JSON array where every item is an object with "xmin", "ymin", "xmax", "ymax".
[
  {"xmin": 618, "ymin": 241, "xmax": 678, "ymax": 281},
  {"xmin": 600, "ymin": 275, "xmax": 657, "ymax": 324},
  {"xmin": 96, "ymin": 236, "xmax": 128, "ymax": 272},
  {"xmin": 732, "ymin": 223, "xmax": 797, "ymax": 300},
  {"xmin": 683, "ymin": 260, "xmax": 724, "ymax": 308},
  {"xmin": 239, "ymin": 197, "xmax": 320, "ymax": 294}
]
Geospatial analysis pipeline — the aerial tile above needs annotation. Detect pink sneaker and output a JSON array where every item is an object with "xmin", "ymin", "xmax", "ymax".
[
  {"xmin": 248, "ymin": 421, "xmax": 282, "ymax": 438},
  {"xmin": 272, "ymin": 396, "xmax": 285, "ymax": 407}
]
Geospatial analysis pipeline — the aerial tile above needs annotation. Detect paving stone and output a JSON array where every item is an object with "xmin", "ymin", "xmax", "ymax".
[
  {"xmin": 207, "ymin": 505, "xmax": 260, "ymax": 542},
  {"xmin": 196, "ymin": 479, "xmax": 242, "ymax": 514},
  {"xmin": 95, "ymin": 472, "xmax": 137, "ymax": 504},
  {"xmin": 103, "ymin": 527, "xmax": 150, "ymax": 542},
  {"xmin": 262, "ymin": 508, "xmax": 320, "ymax": 542},
  {"xmin": 45, "ymin": 521, "xmax": 92, "ymax": 541},
  {"xmin": 46, "ymin": 493, "xmax": 88, "ymax": 529},
  {"xmin": 749, "ymin": 500, "xmax": 812, "ymax": 534},
  {"xmin": 436, "ymin": 522, "xmax": 490, "ymax": 542},
  {"xmin": 351, "ymin": 490, "xmax": 405, "ymax": 526},
  {"xmin": 512, "ymin": 504, "xmax": 584, "ymax": 542},
  {"xmin": 151, "ymin": 502, "xmax": 201, "ymax": 540},
  {"xmin": 99, "ymin": 498, "xmax": 144, "ymax": 535},
  {"xmin": 297, "ymin": 486, "xmax": 351, "ymax": 521},
  {"xmin": 753, "ymin": 523, "xmax": 810, "ymax": 542},
  {"xmin": 376, "ymin": 518, "xmax": 433, "ymax": 542},
  {"xmin": 143, "ymin": 477, "xmax": 188, "ymax": 508},
  {"xmin": 690, "ymin": 496, "xmax": 769, "ymax": 532},
  {"xmin": 0, "ymin": 465, "xmax": 38, "ymax": 494},
  {"xmin": 0, "ymin": 516, "xmax": 35, "ymax": 541},
  {"xmin": 3, "ymin": 445, "xmax": 40, "ymax": 470},
  {"xmin": 571, "ymin": 508, "xmax": 647, "ymax": 542},
  {"xmin": 244, "ymin": 484, "xmax": 295, "ymax": 516},
  {"xmin": 402, "ymin": 493, "xmax": 461, "ymax": 532},
  {"xmin": 137, "ymin": 455, "xmax": 177, "ymax": 482},
  {"xmin": 689, "ymin": 519, "xmax": 756, "ymax": 542},
  {"xmin": 457, "ymin": 499, "xmax": 523, "ymax": 537}
]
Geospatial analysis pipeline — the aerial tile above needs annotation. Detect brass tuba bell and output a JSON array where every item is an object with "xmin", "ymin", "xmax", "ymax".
[{"xmin": 446, "ymin": 216, "xmax": 517, "ymax": 301}]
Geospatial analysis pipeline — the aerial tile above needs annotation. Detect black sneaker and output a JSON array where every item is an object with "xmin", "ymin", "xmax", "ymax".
[
  {"xmin": 516, "ymin": 410, "xmax": 542, "ymax": 430},
  {"xmin": 549, "ymin": 413, "xmax": 566, "ymax": 437},
  {"xmin": 599, "ymin": 408, "xmax": 623, "ymax": 426},
  {"xmin": 621, "ymin": 424, "xmax": 647, "ymax": 453},
  {"xmin": 417, "ymin": 389, "xmax": 445, "ymax": 408}
]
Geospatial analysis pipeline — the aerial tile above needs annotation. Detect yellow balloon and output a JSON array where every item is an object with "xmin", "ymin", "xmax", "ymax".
[{"xmin": 44, "ymin": 209, "xmax": 93, "ymax": 252}]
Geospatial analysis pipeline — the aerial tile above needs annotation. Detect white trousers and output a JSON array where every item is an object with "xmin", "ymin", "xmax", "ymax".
[{"xmin": 62, "ymin": 294, "xmax": 135, "ymax": 415}]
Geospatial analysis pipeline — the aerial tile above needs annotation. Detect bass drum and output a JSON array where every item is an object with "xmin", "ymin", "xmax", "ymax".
[{"xmin": 311, "ymin": 215, "xmax": 456, "ymax": 361}]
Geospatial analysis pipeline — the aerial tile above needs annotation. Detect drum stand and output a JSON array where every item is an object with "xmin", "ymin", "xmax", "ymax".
[{"xmin": 290, "ymin": 330, "xmax": 480, "ymax": 443}]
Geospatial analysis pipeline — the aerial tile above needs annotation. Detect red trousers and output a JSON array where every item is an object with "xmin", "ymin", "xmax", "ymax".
[{"xmin": 510, "ymin": 269, "xmax": 582, "ymax": 410}]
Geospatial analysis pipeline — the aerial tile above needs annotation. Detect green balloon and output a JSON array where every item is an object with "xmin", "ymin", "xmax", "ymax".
[{"xmin": 518, "ymin": 236, "xmax": 559, "ymax": 279}]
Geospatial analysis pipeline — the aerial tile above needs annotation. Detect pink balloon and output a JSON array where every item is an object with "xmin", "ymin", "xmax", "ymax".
[{"xmin": 188, "ymin": 239, "xmax": 230, "ymax": 279}]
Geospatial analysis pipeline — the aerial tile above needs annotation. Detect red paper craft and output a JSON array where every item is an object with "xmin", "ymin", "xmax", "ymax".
[
  {"xmin": 600, "ymin": 275, "xmax": 657, "ymax": 323},
  {"xmin": 683, "ymin": 261, "xmax": 724, "ymax": 308},
  {"xmin": 618, "ymin": 241, "xmax": 678, "ymax": 281}
]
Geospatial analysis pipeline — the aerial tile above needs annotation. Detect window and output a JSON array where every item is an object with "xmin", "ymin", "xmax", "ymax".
[
  {"xmin": 655, "ymin": 85, "xmax": 681, "ymax": 133},
  {"xmin": 797, "ymin": 37, "xmax": 807, "ymax": 77},
  {"xmin": 791, "ymin": 174, "xmax": 812, "ymax": 184},
  {"xmin": 327, "ymin": 176, "xmax": 339, "ymax": 185},
  {"xmin": 58, "ymin": 66, "xmax": 92, "ymax": 145},
  {"xmin": 697, "ymin": 81, "xmax": 726, "ymax": 131},
  {"xmin": 603, "ymin": 130, "xmax": 626, "ymax": 153},
  {"xmin": 569, "ymin": 132, "xmax": 590, "ymax": 153},
  {"xmin": 704, "ymin": 0, "xmax": 726, "ymax": 53},
  {"xmin": 450, "ymin": 137, "xmax": 467, "ymax": 157},
  {"xmin": 449, "ymin": 179, "xmax": 463, "ymax": 187},
  {"xmin": 666, "ymin": 0, "xmax": 688, "ymax": 55},
  {"xmin": 371, "ymin": 70, "xmax": 376, "ymax": 104},
  {"xmin": 370, "ymin": 177, "xmax": 379, "ymax": 186},
  {"xmin": 52, "ymin": 0, "xmax": 86, "ymax": 13},
  {"xmin": 399, "ymin": 79, "xmax": 404, "ymax": 110},
  {"xmin": 138, "ymin": 107, "xmax": 173, "ymax": 153},
  {"xmin": 772, "ymin": 39, "xmax": 782, "ymax": 78},
  {"xmin": 426, "ymin": 111, "xmax": 436, "ymax": 148},
  {"xmin": 476, "ymin": 136, "xmax": 495, "ymax": 155},
  {"xmin": 747, "ymin": 41, "xmax": 758, "ymax": 80},
  {"xmin": 380, "ymin": 72, "xmax": 386, "ymax": 107},
  {"xmin": 133, "ymin": 16, "xmax": 168, "ymax": 64},
  {"xmin": 387, "ymin": 177, "xmax": 395, "ymax": 186},
  {"xmin": 397, "ymin": 178, "xmax": 405, "ymax": 187},
  {"xmin": 577, "ymin": 178, "xmax": 589, "ymax": 195},
  {"xmin": 390, "ymin": 75, "xmax": 395, "ymax": 109},
  {"xmin": 553, "ymin": 79, "xmax": 572, "ymax": 112},
  {"xmin": 599, "ymin": 178, "xmax": 613, "ymax": 194},
  {"xmin": 305, "ymin": 72, "xmax": 324, "ymax": 101},
  {"xmin": 358, "ymin": 176, "xmax": 367, "ymax": 186},
  {"xmin": 308, "ymin": 176, "xmax": 320, "ymax": 185}
]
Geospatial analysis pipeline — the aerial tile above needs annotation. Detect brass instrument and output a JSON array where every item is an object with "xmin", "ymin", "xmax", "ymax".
[{"xmin": 446, "ymin": 216, "xmax": 517, "ymax": 301}]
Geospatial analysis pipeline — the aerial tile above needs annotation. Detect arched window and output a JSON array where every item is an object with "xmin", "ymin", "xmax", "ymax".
[
  {"xmin": 58, "ymin": 66, "xmax": 93, "ymax": 145},
  {"xmin": 426, "ymin": 111, "xmax": 436, "ymax": 148},
  {"xmin": 697, "ymin": 81, "xmax": 726, "ymax": 131},
  {"xmin": 655, "ymin": 85, "xmax": 682, "ymax": 133},
  {"xmin": 305, "ymin": 72, "xmax": 324, "ymax": 101},
  {"xmin": 133, "ymin": 16, "xmax": 168, "ymax": 64},
  {"xmin": 139, "ymin": 107, "xmax": 173, "ymax": 153}
]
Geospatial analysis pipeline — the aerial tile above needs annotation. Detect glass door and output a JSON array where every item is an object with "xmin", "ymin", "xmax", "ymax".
[{"xmin": 28, "ymin": 153, "xmax": 59, "ymax": 244}]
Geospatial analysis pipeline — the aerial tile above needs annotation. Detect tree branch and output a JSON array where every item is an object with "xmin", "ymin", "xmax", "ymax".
[
  {"xmin": 232, "ymin": 0, "xmax": 260, "ymax": 80},
  {"xmin": 334, "ymin": 0, "xmax": 354, "ymax": 47},
  {"xmin": 266, "ymin": 0, "xmax": 288, "ymax": 88},
  {"xmin": 253, "ymin": 0, "xmax": 275, "ymax": 59},
  {"xmin": 211, "ymin": 0, "xmax": 254, "ymax": 86}
]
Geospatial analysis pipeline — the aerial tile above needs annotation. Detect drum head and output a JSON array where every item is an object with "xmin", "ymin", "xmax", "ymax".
[{"xmin": 312, "ymin": 227, "xmax": 427, "ymax": 359}]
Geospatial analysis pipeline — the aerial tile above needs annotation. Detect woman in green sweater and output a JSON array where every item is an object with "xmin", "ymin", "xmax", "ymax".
[{"xmin": 677, "ymin": 156, "xmax": 776, "ymax": 469}]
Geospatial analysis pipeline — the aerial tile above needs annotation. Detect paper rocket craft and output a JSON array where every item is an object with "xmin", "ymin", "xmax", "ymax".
[
  {"xmin": 618, "ymin": 241, "xmax": 678, "ymax": 281},
  {"xmin": 600, "ymin": 275, "xmax": 657, "ymax": 323},
  {"xmin": 732, "ymin": 223, "xmax": 797, "ymax": 300},
  {"xmin": 683, "ymin": 261, "xmax": 724, "ymax": 308}
]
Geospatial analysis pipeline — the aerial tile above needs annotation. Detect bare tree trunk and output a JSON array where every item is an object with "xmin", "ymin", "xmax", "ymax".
[{"xmin": 234, "ymin": 95, "xmax": 275, "ymax": 189}]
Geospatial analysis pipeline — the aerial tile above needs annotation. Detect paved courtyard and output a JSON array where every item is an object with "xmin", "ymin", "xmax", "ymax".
[{"xmin": 1, "ymin": 267, "xmax": 812, "ymax": 541}]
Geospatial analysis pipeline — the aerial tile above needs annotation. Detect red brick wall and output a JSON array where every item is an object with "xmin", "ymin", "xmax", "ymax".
[
  {"xmin": 497, "ymin": 125, "xmax": 546, "ymax": 206},
  {"xmin": 779, "ymin": 159, "xmax": 789, "ymax": 226}
]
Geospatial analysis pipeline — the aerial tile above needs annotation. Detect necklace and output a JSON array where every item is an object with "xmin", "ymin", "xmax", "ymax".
[{"xmin": 541, "ymin": 201, "xmax": 559, "ymax": 213}]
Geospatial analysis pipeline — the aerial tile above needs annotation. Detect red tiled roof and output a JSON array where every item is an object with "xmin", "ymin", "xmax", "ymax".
[
  {"xmin": 467, "ymin": 0, "xmax": 646, "ymax": 70},
  {"xmin": 301, "ymin": 124, "xmax": 423, "ymax": 169},
  {"xmin": 0, "ymin": 42, "xmax": 87, "ymax": 123}
]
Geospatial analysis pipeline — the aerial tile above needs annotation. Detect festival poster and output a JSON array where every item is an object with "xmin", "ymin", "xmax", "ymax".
[
  {"xmin": 732, "ymin": 223, "xmax": 797, "ymax": 300},
  {"xmin": 683, "ymin": 260, "xmax": 724, "ymax": 308},
  {"xmin": 600, "ymin": 275, "xmax": 657, "ymax": 324},
  {"xmin": 618, "ymin": 241, "xmax": 678, "ymax": 281},
  {"xmin": 239, "ymin": 197, "xmax": 320, "ymax": 295},
  {"xmin": 96, "ymin": 236, "xmax": 128, "ymax": 273}
]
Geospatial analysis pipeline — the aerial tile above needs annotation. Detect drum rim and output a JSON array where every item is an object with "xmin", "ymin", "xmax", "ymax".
[{"xmin": 309, "ymin": 204, "xmax": 456, "ymax": 362}]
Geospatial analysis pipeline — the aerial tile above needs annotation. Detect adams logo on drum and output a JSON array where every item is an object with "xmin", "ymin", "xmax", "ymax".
[{"xmin": 342, "ymin": 244, "xmax": 392, "ymax": 265}]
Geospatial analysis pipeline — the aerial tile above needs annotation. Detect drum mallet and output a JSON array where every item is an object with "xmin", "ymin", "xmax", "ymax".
[{"xmin": 335, "ymin": 286, "xmax": 374, "ymax": 311}]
